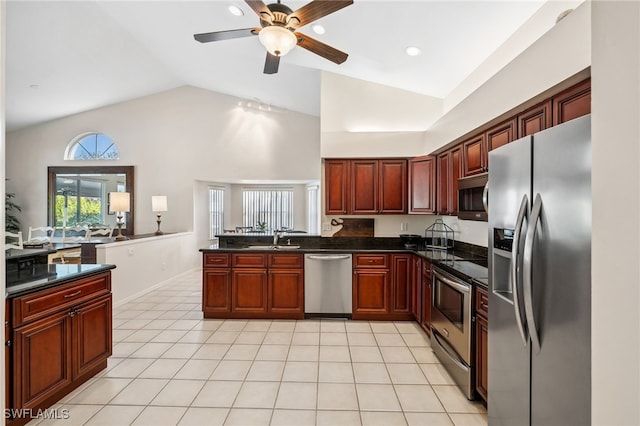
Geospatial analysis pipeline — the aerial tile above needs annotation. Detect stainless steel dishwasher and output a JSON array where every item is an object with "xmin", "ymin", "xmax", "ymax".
[{"xmin": 304, "ymin": 253, "xmax": 353, "ymax": 318}]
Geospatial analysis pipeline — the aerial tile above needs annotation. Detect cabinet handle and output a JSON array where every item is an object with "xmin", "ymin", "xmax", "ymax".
[
  {"xmin": 64, "ymin": 290, "xmax": 82, "ymax": 298},
  {"xmin": 69, "ymin": 310, "xmax": 75, "ymax": 317},
  {"xmin": 367, "ymin": 260, "xmax": 374, "ymax": 263},
  {"xmin": 5, "ymin": 340, "xmax": 11, "ymax": 347}
]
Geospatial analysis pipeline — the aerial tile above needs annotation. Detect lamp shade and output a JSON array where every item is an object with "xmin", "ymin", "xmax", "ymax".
[
  {"xmin": 258, "ymin": 26, "xmax": 297, "ymax": 57},
  {"xmin": 152, "ymin": 195, "xmax": 168, "ymax": 212},
  {"xmin": 110, "ymin": 192, "xmax": 130, "ymax": 213}
]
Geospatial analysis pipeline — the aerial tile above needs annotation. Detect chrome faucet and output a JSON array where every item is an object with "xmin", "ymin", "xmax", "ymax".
[{"xmin": 273, "ymin": 230, "xmax": 282, "ymax": 245}]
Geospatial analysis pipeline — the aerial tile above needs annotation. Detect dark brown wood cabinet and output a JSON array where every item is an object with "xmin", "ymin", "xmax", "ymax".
[
  {"xmin": 411, "ymin": 256, "xmax": 422, "ymax": 322},
  {"xmin": 7, "ymin": 272, "xmax": 112, "ymax": 425},
  {"xmin": 437, "ymin": 146, "xmax": 462, "ymax": 215},
  {"xmin": 325, "ymin": 158, "xmax": 407, "ymax": 215},
  {"xmin": 203, "ymin": 253, "xmax": 304, "ymax": 319},
  {"xmin": 486, "ymin": 119, "xmax": 517, "ymax": 152},
  {"xmin": 324, "ymin": 159, "xmax": 350, "ymax": 215},
  {"xmin": 518, "ymin": 100, "xmax": 552, "ymax": 137},
  {"xmin": 475, "ymin": 286, "xmax": 489, "ymax": 403},
  {"xmin": 390, "ymin": 254, "xmax": 412, "ymax": 318},
  {"xmin": 409, "ymin": 156, "xmax": 436, "ymax": 214},
  {"xmin": 462, "ymin": 134, "xmax": 486, "ymax": 176},
  {"xmin": 553, "ymin": 78, "xmax": 591, "ymax": 125},
  {"xmin": 420, "ymin": 259, "xmax": 432, "ymax": 336},
  {"xmin": 203, "ymin": 254, "xmax": 231, "ymax": 315},
  {"xmin": 350, "ymin": 160, "xmax": 378, "ymax": 214},
  {"xmin": 352, "ymin": 254, "xmax": 389, "ymax": 319}
]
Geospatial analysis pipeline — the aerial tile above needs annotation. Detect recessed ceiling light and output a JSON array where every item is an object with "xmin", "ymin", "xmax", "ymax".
[
  {"xmin": 405, "ymin": 46, "xmax": 421, "ymax": 57},
  {"xmin": 228, "ymin": 5, "xmax": 244, "ymax": 16},
  {"xmin": 312, "ymin": 24, "xmax": 326, "ymax": 35}
]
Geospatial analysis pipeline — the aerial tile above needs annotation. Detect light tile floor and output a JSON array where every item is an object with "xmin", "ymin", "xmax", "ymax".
[{"xmin": 29, "ymin": 270, "xmax": 487, "ymax": 426}]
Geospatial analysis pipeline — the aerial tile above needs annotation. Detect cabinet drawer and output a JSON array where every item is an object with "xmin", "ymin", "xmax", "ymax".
[
  {"xmin": 232, "ymin": 254, "xmax": 268, "ymax": 268},
  {"xmin": 354, "ymin": 254, "xmax": 389, "ymax": 268},
  {"xmin": 475, "ymin": 286, "xmax": 489, "ymax": 317},
  {"xmin": 268, "ymin": 254, "xmax": 303, "ymax": 269},
  {"xmin": 12, "ymin": 272, "xmax": 111, "ymax": 327},
  {"xmin": 204, "ymin": 253, "xmax": 230, "ymax": 268}
]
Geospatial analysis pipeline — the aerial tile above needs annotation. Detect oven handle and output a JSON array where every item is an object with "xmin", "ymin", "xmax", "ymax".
[
  {"xmin": 511, "ymin": 194, "xmax": 529, "ymax": 346},
  {"xmin": 433, "ymin": 331, "xmax": 470, "ymax": 372},
  {"xmin": 433, "ymin": 269, "xmax": 470, "ymax": 294},
  {"xmin": 523, "ymin": 193, "xmax": 542, "ymax": 354}
]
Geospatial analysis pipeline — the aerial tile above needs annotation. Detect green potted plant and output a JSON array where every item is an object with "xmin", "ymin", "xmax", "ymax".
[{"xmin": 5, "ymin": 180, "xmax": 21, "ymax": 232}]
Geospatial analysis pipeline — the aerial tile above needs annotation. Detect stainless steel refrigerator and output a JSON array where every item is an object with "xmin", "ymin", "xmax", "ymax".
[{"xmin": 488, "ymin": 115, "xmax": 591, "ymax": 425}]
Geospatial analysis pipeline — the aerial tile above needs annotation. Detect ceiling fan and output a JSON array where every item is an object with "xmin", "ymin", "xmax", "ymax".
[{"xmin": 194, "ymin": 0, "xmax": 353, "ymax": 74}]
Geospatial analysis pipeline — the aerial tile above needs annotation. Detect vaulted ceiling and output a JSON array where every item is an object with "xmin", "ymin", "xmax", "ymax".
[{"xmin": 6, "ymin": 0, "xmax": 562, "ymax": 132}]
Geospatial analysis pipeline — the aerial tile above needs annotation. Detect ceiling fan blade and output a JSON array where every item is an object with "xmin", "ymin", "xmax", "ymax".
[
  {"xmin": 296, "ymin": 32, "xmax": 348, "ymax": 64},
  {"xmin": 245, "ymin": 0, "xmax": 273, "ymax": 22},
  {"xmin": 289, "ymin": 0, "xmax": 353, "ymax": 28},
  {"xmin": 264, "ymin": 52, "xmax": 280, "ymax": 74},
  {"xmin": 194, "ymin": 28, "xmax": 259, "ymax": 43}
]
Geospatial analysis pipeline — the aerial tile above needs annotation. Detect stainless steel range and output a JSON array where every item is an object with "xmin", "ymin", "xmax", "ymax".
[{"xmin": 430, "ymin": 264, "xmax": 474, "ymax": 399}]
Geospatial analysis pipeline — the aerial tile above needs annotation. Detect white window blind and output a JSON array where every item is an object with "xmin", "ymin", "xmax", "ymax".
[
  {"xmin": 208, "ymin": 187, "xmax": 224, "ymax": 239},
  {"xmin": 307, "ymin": 184, "xmax": 319, "ymax": 234},
  {"xmin": 243, "ymin": 188, "xmax": 293, "ymax": 232}
]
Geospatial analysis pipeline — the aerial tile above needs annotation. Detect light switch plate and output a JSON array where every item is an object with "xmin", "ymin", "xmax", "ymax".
[{"xmin": 322, "ymin": 223, "xmax": 331, "ymax": 231}]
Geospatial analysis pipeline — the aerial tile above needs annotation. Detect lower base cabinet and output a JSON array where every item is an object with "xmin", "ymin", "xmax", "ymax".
[
  {"xmin": 475, "ymin": 286, "xmax": 489, "ymax": 403},
  {"xmin": 202, "ymin": 253, "xmax": 304, "ymax": 319},
  {"xmin": 420, "ymin": 259, "xmax": 433, "ymax": 335},
  {"xmin": 7, "ymin": 272, "xmax": 112, "ymax": 426}
]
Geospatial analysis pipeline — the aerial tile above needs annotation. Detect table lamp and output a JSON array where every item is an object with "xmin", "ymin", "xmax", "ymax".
[
  {"xmin": 110, "ymin": 192, "xmax": 130, "ymax": 241},
  {"xmin": 152, "ymin": 195, "xmax": 168, "ymax": 235}
]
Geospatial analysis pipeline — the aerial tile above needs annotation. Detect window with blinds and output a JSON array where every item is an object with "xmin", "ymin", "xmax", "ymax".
[
  {"xmin": 243, "ymin": 188, "xmax": 293, "ymax": 232},
  {"xmin": 208, "ymin": 187, "xmax": 224, "ymax": 239}
]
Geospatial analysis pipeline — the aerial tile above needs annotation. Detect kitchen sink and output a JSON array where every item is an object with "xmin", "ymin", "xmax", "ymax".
[{"xmin": 246, "ymin": 245, "xmax": 301, "ymax": 250}]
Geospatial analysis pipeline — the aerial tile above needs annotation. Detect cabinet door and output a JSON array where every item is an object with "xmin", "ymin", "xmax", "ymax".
[
  {"xmin": 412, "ymin": 257, "xmax": 422, "ymax": 322},
  {"xmin": 462, "ymin": 134, "xmax": 487, "ymax": 176},
  {"xmin": 268, "ymin": 269, "xmax": 304, "ymax": 315},
  {"xmin": 518, "ymin": 100, "xmax": 552, "ymax": 137},
  {"xmin": 476, "ymin": 314, "xmax": 489, "ymax": 402},
  {"xmin": 391, "ymin": 255, "xmax": 411, "ymax": 314},
  {"xmin": 408, "ymin": 156, "xmax": 436, "ymax": 214},
  {"xmin": 553, "ymin": 79, "xmax": 591, "ymax": 125},
  {"xmin": 378, "ymin": 159, "xmax": 407, "ymax": 214},
  {"xmin": 5, "ymin": 300, "xmax": 12, "ymax": 411},
  {"xmin": 203, "ymin": 269, "xmax": 231, "ymax": 313},
  {"xmin": 13, "ymin": 311, "xmax": 72, "ymax": 410},
  {"xmin": 421, "ymin": 261, "xmax": 432, "ymax": 335},
  {"xmin": 486, "ymin": 119, "xmax": 516, "ymax": 152},
  {"xmin": 436, "ymin": 151, "xmax": 450, "ymax": 215},
  {"xmin": 324, "ymin": 159, "xmax": 350, "ymax": 215},
  {"xmin": 73, "ymin": 294, "xmax": 112, "ymax": 379},
  {"xmin": 449, "ymin": 146, "xmax": 462, "ymax": 216},
  {"xmin": 232, "ymin": 269, "xmax": 268, "ymax": 313},
  {"xmin": 353, "ymin": 270, "xmax": 389, "ymax": 314},
  {"xmin": 351, "ymin": 160, "xmax": 378, "ymax": 214}
]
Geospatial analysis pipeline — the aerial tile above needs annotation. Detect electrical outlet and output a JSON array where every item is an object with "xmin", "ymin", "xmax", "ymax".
[
  {"xmin": 322, "ymin": 223, "xmax": 331, "ymax": 231},
  {"xmin": 400, "ymin": 222, "xmax": 408, "ymax": 231},
  {"xmin": 127, "ymin": 248, "xmax": 134, "ymax": 256}
]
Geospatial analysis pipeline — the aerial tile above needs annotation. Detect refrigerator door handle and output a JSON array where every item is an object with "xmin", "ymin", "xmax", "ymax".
[
  {"xmin": 523, "ymin": 193, "xmax": 542, "ymax": 354},
  {"xmin": 482, "ymin": 181, "xmax": 489, "ymax": 213},
  {"xmin": 511, "ymin": 194, "xmax": 529, "ymax": 346}
]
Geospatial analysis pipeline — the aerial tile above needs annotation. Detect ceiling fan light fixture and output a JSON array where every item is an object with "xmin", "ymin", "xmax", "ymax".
[
  {"xmin": 228, "ymin": 5, "xmax": 244, "ymax": 16},
  {"xmin": 258, "ymin": 25, "xmax": 297, "ymax": 56}
]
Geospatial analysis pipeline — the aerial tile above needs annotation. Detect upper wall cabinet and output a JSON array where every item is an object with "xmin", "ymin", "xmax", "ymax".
[
  {"xmin": 408, "ymin": 156, "xmax": 436, "ymax": 214},
  {"xmin": 325, "ymin": 159, "xmax": 407, "ymax": 215},
  {"xmin": 325, "ymin": 159, "xmax": 350, "ymax": 215},
  {"xmin": 436, "ymin": 147, "xmax": 462, "ymax": 216},
  {"xmin": 462, "ymin": 134, "xmax": 486, "ymax": 177},
  {"xmin": 553, "ymin": 78, "xmax": 591, "ymax": 125},
  {"xmin": 518, "ymin": 100, "xmax": 552, "ymax": 137},
  {"xmin": 486, "ymin": 119, "xmax": 517, "ymax": 152}
]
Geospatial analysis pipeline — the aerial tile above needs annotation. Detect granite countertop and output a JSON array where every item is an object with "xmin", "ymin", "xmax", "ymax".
[
  {"xmin": 5, "ymin": 247, "xmax": 57, "ymax": 260},
  {"xmin": 5, "ymin": 263, "xmax": 116, "ymax": 298}
]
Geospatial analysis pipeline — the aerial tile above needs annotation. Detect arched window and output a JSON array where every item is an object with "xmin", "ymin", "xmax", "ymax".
[{"xmin": 65, "ymin": 132, "xmax": 120, "ymax": 160}]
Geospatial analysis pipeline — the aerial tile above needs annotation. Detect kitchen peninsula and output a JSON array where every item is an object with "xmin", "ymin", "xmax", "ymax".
[{"xmin": 5, "ymin": 247, "xmax": 116, "ymax": 426}]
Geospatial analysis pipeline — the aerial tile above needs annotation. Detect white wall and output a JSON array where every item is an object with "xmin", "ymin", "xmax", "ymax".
[
  {"xmin": 5, "ymin": 86, "xmax": 321, "ymax": 240},
  {"xmin": 96, "ymin": 232, "xmax": 198, "ymax": 305},
  {"xmin": 591, "ymin": 1, "xmax": 640, "ymax": 424}
]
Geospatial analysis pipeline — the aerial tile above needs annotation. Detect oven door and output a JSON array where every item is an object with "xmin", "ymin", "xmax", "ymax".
[{"xmin": 431, "ymin": 267, "xmax": 472, "ymax": 364}]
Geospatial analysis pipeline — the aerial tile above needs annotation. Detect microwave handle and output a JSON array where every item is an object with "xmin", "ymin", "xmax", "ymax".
[{"xmin": 482, "ymin": 181, "xmax": 489, "ymax": 213}]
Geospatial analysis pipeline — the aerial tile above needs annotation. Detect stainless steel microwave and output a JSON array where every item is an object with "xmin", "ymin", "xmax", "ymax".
[{"xmin": 458, "ymin": 173, "xmax": 488, "ymax": 221}]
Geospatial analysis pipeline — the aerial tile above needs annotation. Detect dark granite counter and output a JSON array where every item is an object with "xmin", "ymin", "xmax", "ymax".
[
  {"xmin": 6, "ymin": 263, "xmax": 116, "ymax": 298},
  {"xmin": 5, "ymin": 247, "xmax": 57, "ymax": 260},
  {"xmin": 201, "ymin": 236, "xmax": 488, "ymax": 288}
]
